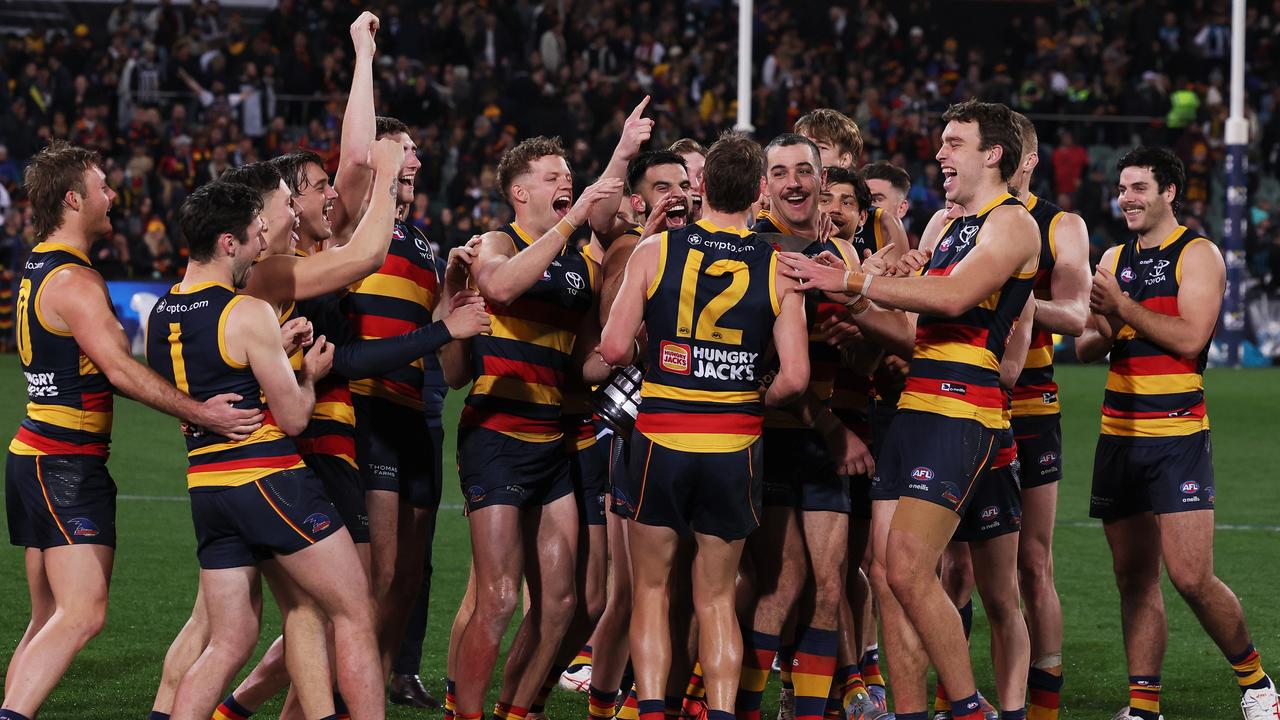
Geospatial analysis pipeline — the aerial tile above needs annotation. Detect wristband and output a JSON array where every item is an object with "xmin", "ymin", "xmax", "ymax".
[
  {"xmin": 845, "ymin": 295, "xmax": 872, "ymax": 315},
  {"xmin": 844, "ymin": 270, "xmax": 868, "ymax": 295},
  {"xmin": 553, "ymin": 218, "xmax": 577, "ymax": 239},
  {"xmin": 862, "ymin": 273, "xmax": 873, "ymax": 295}
]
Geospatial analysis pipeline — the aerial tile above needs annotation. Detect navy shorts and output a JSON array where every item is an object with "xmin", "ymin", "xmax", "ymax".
[
  {"xmin": 762, "ymin": 428, "xmax": 850, "ymax": 513},
  {"xmin": 304, "ymin": 453, "xmax": 369, "ymax": 544},
  {"xmin": 457, "ymin": 427, "xmax": 573, "ymax": 512},
  {"xmin": 570, "ymin": 433, "xmax": 609, "ymax": 527},
  {"xmin": 1012, "ymin": 414, "xmax": 1063, "ymax": 488},
  {"xmin": 953, "ymin": 460, "xmax": 1023, "ymax": 542},
  {"xmin": 353, "ymin": 396, "xmax": 443, "ymax": 508},
  {"xmin": 6, "ymin": 453, "xmax": 117, "ymax": 549},
  {"xmin": 189, "ymin": 468, "xmax": 345, "ymax": 569},
  {"xmin": 607, "ymin": 431, "xmax": 636, "ymax": 518},
  {"xmin": 1090, "ymin": 431, "xmax": 1215, "ymax": 520},
  {"xmin": 871, "ymin": 410, "xmax": 998, "ymax": 514},
  {"xmin": 629, "ymin": 432, "xmax": 763, "ymax": 540}
]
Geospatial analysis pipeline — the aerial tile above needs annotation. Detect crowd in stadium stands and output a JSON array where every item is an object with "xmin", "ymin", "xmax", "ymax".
[{"xmin": 2, "ymin": 0, "xmax": 1280, "ymax": 288}]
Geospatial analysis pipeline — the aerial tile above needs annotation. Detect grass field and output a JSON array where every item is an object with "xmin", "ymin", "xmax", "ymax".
[{"xmin": 0, "ymin": 357, "xmax": 1277, "ymax": 719}]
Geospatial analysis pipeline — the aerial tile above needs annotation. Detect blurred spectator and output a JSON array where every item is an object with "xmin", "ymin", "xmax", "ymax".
[{"xmin": 1052, "ymin": 130, "xmax": 1089, "ymax": 199}]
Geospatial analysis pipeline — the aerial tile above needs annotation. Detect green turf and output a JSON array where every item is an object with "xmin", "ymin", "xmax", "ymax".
[{"xmin": 0, "ymin": 357, "xmax": 1276, "ymax": 719}]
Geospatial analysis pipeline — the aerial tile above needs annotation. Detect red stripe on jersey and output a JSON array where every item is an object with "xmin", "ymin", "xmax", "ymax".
[
  {"xmin": 635, "ymin": 412, "xmax": 763, "ymax": 436},
  {"xmin": 295, "ymin": 434, "xmax": 356, "ymax": 458},
  {"xmin": 916, "ymin": 323, "xmax": 990, "ymax": 347},
  {"xmin": 351, "ymin": 314, "xmax": 417, "ymax": 339},
  {"xmin": 379, "ymin": 253, "xmax": 437, "ymax": 290},
  {"xmin": 315, "ymin": 380, "xmax": 352, "ymax": 404},
  {"xmin": 481, "ymin": 355, "xmax": 566, "ymax": 386},
  {"xmin": 1110, "ymin": 354, "xmax": 1200, "ymax": 376},
  {"xmin": 460, "ymin": 406, "xmax": 563, "ymax": 435},
  {"xmin": 904, "ymin": 377, "xmax": 1005, "ymax": 408},
  {"xmin": 188, "ymin": 453, "xmax": 304, "ymax": 474},
  {"xmin": 1139, "ymin": 295, "xmax": 1179, "ymax": 315},
  {"xmin": 14, "ymin": 426, "xmax": 109, "ymax": 456},
  {"xmin": 1011, "ymin": 381, "xmax": 1057, "ymax": 399},
  {"xmin": 80, "ymin": 391, "xmax": 113, "ymax": 412}
]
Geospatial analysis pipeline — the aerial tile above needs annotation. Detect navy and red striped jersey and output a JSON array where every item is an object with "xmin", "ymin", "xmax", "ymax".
[
  {"xmin": 145, "ymin": 282, "xmax": 305, "ymax": 488},
  {"xmin": 345, "ymin": 218, "xmax": 439, "ymax": 411},
  {"xmin": 9, "ymin": 242, "xmax": 114, "ymax": 457},
  {"xmin": 1101, "ymin": 226, "xmax": 1212, "ymax": 439},
  {"xmin": 461, "ymin": 222, "xmax": 596, "ymax": 442},
  {"xmin": 898, "ymin": 194, "xmax": 1036, "ymax": 430},
  {"xmin": 1011, "ymin": 193, "xmax": 1066, "ymax": 418},
  {"xmin": 635, "ymin": 219, "xmax": 780, "ymax": 453}
]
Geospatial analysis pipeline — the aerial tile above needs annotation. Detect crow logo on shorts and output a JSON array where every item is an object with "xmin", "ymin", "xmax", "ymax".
[
  {"xmin": 304, "ymin": 513, "xmax": 331, "ymax": 533},
  {"xmin": 466, "ymin": 486, "xmax": 487, "ymax": 504},
  {"xmin": 940, "ymin": 481, "xmax": 961, "ymax": 505},
  {"xmin": 68, "ymin": 517, "xmax": 100, "ymax": 537}
]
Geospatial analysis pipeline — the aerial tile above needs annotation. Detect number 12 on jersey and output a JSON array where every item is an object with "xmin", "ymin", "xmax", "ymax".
[{"xmin": 674, "ymin": 249, "xmax": 747, "ymax": 345}]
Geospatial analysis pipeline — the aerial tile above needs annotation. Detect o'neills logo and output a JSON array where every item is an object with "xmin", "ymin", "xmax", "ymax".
[{"xmin": 660, "ymin": 341, "xmax": 691, "ymax": 375}]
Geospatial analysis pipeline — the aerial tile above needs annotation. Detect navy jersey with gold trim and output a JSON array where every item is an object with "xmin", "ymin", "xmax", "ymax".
[
  {"xmin": 145, "ymin": 282, "xmax": 305, "ymax": 489},
  {"xmin": 1012, "ymin": 193, "xmax": 1065, "ymax": 417},
  {"xmin": 9, "ymin": 242, "xmax": 114, "ymax": 457},
  {"xmin": 635, "ymin": 219, "xmax": 780, "ymax": 453}
]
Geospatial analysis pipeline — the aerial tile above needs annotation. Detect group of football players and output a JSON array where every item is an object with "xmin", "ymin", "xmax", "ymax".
[{"xmin": 3, "ymin": 11, "xmax": 1277, "ymax": 720}]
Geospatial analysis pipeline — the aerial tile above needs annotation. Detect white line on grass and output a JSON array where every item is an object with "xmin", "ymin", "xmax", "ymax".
[{"xmin": 118, "ymin": 495, "xmax": 1280, "ymax": 532}]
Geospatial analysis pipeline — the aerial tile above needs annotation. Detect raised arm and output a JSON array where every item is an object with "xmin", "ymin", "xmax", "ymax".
[
  {"xmin": 586, "ymin": 96, "xmax": 652, "ymax": 237},
  {"xmin": 246, "ymin": 136, "xmax": 402, "ymax": 305},
  {"xmin": 1091, "ymin": 238, "xmax": 1224, "ymax": 359},
  {"xmin": 331, "ymin": 11, "xmax": 380, "ymax": 236},
  {"xmin": 471, "ymin": 176, "xmax": 623, "ymax": 305},
  {"xmin": 1033, "ymin": 212, "xmax": 1090, "ymax": 337},
  {"xmin": 52, "ymin": 267, "xmax": 263, "ymax": 439}
]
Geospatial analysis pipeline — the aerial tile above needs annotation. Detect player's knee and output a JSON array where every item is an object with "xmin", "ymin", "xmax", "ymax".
[
  {"xmin": 544, "ymin": 585, "xmax": 579, "ymax": 626},
  {"xmin": 1166, "ymin": 564, "xmax": 1214, "ymax": 603},
  {"xmin": 981, "ymin": 591, "xmax": 1021, "ymax": 627},
  {"xmin": 1018, "ymin": 550, "xmax": 1053, "ymax": 593},
  {"xmin": 475, "ymin": 587, "xmax": 519, "ymax": 630},
  {"xmin": 885, "ymin": 553, "xmax": 925, "ymax": 602},
  {"xmin": 65, "ymin": 600, "xmax": 109, "ymax": 643}
]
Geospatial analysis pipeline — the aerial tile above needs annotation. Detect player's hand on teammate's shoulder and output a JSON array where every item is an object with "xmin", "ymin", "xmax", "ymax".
[
  {"xmin": 444, "ymin": 291, "xmax": 491, "ymax": 340},
  {"xmin": 280, "ymin": 316, "xmax": 313, "ymax": 357},
  {"xmin": 567, "ymin": 177, "xmax": 626, "ymax": 227},
  {"xmin": 194, "ymin": 393, "xmax": 265, "ymax": 442},
  {"xmin": 300, "ymin": 334, "xmax": 334, "ymax": 384},
  {"xmin": 350, "ymin": 11, "xmax": 379, "ymax": 57}
]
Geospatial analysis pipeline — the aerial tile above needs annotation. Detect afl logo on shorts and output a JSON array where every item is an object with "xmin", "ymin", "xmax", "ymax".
[
  {"xmin": 1119, "ymin": 267, "xmax": 1136, "ymax": 283},
  {"xmin": 68, "ymin": 517, "xmax": 100, "ymax": 537},
  {"xmin": 981, "ymin": 506, "xmax": 999, "ymax": 521},
  {"xmin": 659, "ymin": 341, "xmax": 691, "ymax": 375},
  {"xmin": 303, "ymin": 513, "xmax": 331, "ymax": 533},
  {"xmin": 911, "ymin": 467, "xmax": 934, "ymax": 481},
  {"xmin": 1181, "ymin": 481, "xmax": 1200, "ymax": 495},
  {"xmin": 1039, "ymin": 451, "xmax": 1058, "ymax": 466}
]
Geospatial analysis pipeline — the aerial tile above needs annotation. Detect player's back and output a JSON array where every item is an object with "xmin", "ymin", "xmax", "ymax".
[
  {"xmin": 145, "ymin": 281, "xmax": 304, "ymax": 489},
  {"xmin": 10, "ymin": 242, "xmax": 114, "ymax": 458},
  {"xmin": 636, "ymin": 220, "xmax": 780, "ymax": 453}
]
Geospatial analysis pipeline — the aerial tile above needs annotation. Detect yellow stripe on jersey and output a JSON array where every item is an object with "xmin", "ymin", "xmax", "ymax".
[
  {"xmin": 349, "ymin": 272, "xmax": 430, "ymax": 307},
  {"xmin": 1101, "ymin": 414, "xmax": 1209, "ymax": 438},
  {"xmin": 912, "ymin": 342, "xmax": 999, "ymax": 372},
  {"xmin": 347, "ymin": 379, "xmax": 425, "ymax": 409},
  {"xmin": 768, "ymin": 252, "xmax": 781, "ymax": 316},
  {"xmin": 1105, "ymin": 372, "xmax": 1204, "ymax": 396},
  {"xmin": 78, "ymin": 353, "xmax": 101, "ymax": 376},
  {"xmin": 897, "ymin": 390, "xmax": 1005, "ymax": 429},
  {"xmin": 471, "ymin": 375, "xmax": 563, "ymax": 406},
  {"xmin": 640, "ymin": 382, "xmax": 761, "ymax": 405},
  {"xmin": 488, "ymin": 314, "xmax": 576, "ymax": 354},
  {"xmin": 218, "ymin": 296, "xmax": 249, "ymax": 369},
  {"xmin": 1010, "ymin": 395, "xmax": 1060, "ymax": 417},
  {"xmin": 188, "ymin": 459, "xmax": 307, "ymax": 488},
  {"xmin": 187, "ymin": 424, "xmax": 290, "ymax": 458},
  {"xmin": 25, "ymin": 402, "xmax": 113, "ymax": 434},
  {"xmin": 1047, "ymin": 212, "xmax": 1063, "ymax": 263},
  {"xmin": 312, "ymin": 400, "xmax": 355, "ymax": 425},
  {"xmin": 643, "ymin": 431, "xmax": 759, "ymax": 454},
  {"xmin": 1024, "ymin": 344, "xmax": 1052, "ymax": 370},
  {"xmin": 646, "ymin": 232, "xmax": 669, "ymax": 300},
  {"xmin": 167, "ymin": 323, "xmax": 189, "ymax": 393}
]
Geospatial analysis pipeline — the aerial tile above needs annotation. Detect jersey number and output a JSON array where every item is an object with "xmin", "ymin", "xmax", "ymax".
[
  {"xmin": 675, "ymin": 249, "xmax": 747, "ymax": 345},
  {"xmin": 15, "ymin": 278, "xmax": 32, "ymax": 366}
]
